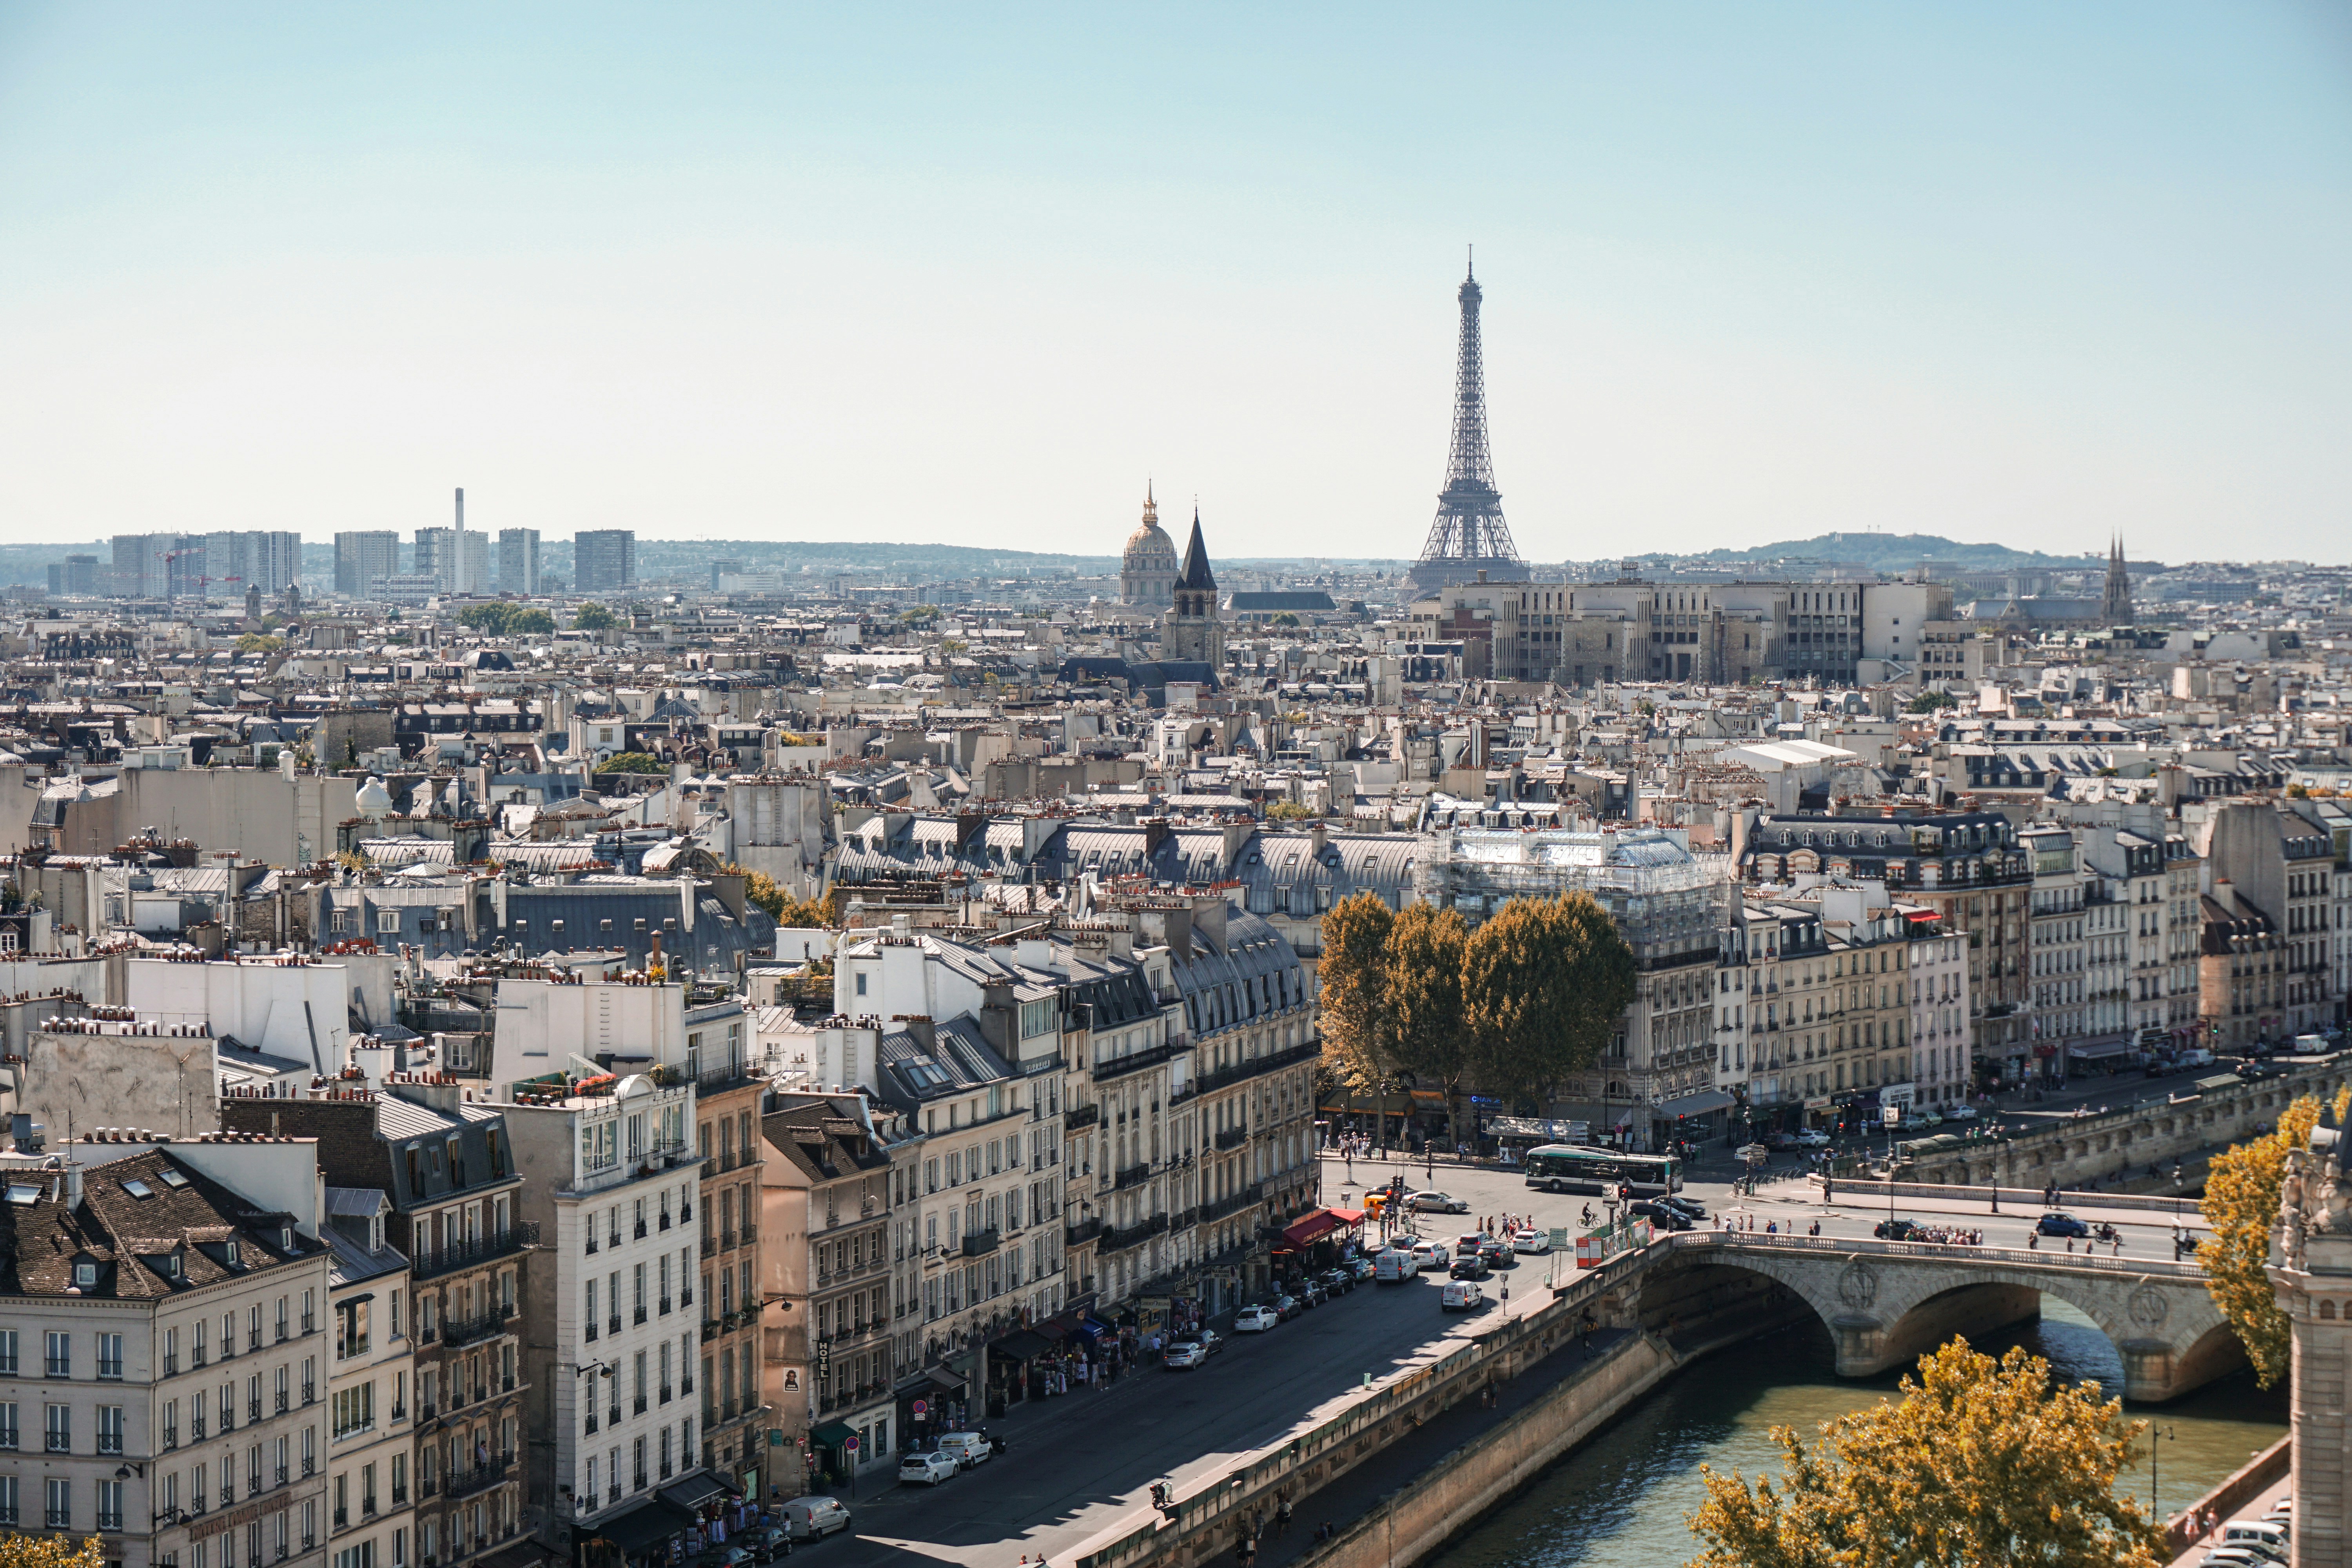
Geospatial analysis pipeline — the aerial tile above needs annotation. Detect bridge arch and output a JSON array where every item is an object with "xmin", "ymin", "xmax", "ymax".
[{"xmin": 1632, "ymin": 1239, "xmax": 2240, "ymax": 1403}]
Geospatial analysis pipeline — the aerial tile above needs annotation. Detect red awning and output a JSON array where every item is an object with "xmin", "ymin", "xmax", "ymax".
[
  {"xmin": 1281, "ymin": 1210, "xmax": 1341, "ymax": 1248},
  {"xmin": 1327, "ymin": 1207, "xmax": 1367, "ymax": 1226}
]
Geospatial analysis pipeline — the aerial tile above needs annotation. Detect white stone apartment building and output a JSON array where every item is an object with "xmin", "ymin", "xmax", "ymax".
[
  {"xmin": 319, "ymin": 1199, "xmax": 415, "ymax": 1568},
  {"xmin": 1906, "ymin": 928, "xmax": 1971, "ymax": 1112},
  {"xmin": 502, "ymin": 1074, "xmax": 708, "ymax": 1558},
  {"xmin": 0, "ymin": 1136, "xmax": 336, "ymax": 1568}
]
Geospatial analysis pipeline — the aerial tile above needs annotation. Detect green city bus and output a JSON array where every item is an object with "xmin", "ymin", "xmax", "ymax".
[{"xmin": 1522, "ymin": 1144, "xmax": 1682, "ymax": 1197}]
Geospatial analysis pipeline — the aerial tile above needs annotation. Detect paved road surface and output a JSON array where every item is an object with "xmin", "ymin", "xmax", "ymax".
[{"xmin": 799, "ymin": 1148, "xmax": 2216, "ymax": 1567}]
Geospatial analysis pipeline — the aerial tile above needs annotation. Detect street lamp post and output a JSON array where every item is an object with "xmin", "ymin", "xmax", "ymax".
[{"xmin": 2149, "ymin": 1423, "xmax": 2174, "ymax": 1515}]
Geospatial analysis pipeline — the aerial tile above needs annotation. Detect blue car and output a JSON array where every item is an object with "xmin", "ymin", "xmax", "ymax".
[{"xmin": 2036, "ymin": 1211, "xmax": 2090, "ymax": 1238}]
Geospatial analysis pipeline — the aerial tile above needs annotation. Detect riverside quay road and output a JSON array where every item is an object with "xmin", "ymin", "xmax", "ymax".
[{"xmin": 782, "ymin": 1149, "xmax": 2218, "ymax": 1568}]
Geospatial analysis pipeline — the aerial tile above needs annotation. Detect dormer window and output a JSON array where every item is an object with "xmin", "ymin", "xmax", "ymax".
[
  {"xmin": 225, "ymin": 1240, "xmax": 242, "ymax": 1268},
  {"xmin": 74, "ymin": 1261, "xmax": 98, "ymax": 1288},
  {"xmin": 280, "ymin": 1227, "xmax": 296, "ymax": 1253}
]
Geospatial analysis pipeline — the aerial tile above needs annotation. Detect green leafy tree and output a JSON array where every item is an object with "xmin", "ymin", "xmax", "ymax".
[
  {"xmin": 599, "ymin": 751, "xmax": 668, "ymax": 775},
  {"xmin": 459, "ymin": 603, "xmax": 557, "ymax": 637},
  {"xmin": 572, "ymin": 603, "xmax": 619, "ymax": 631},
  {"xmin": 2201, "ymin": 1086, "xmax": 2346, "ymax": 1386},
  {"xmin": 1266, "ymin": 800, "xmax": 1317, "ymax": 821},
  {"xmin": 1384, "ymin": 903, "xmax": 1470, "ymax": 1147},
  {"xmin": 1315, "ymin": 891, "xmax": 1396, "ymax": 1094},
  {"xmin": 1687, "ymin": 1339, "xmax": 2163, "ymax": 1568},
  {"xmin": 1461, "ymin": 891, "xmax": 1635, "ymax": 1109},
  {"xmin": 1904, "ymin": 690, "xmax": 1959, "ymax": 713},
  {"xmin": 234, "ymin": 633, "xmax": 285, "ymax": 653}
]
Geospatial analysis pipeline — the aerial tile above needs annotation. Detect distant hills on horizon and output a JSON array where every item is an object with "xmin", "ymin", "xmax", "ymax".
[{"xmin": 0, "ymin": 529, "xmax": 2180, "ymax": 589}]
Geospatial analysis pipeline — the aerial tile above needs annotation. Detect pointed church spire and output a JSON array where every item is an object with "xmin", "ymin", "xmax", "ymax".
[{"xmin": 1177, "ymin": 505, "xmax": 1216, "ymax": 592}]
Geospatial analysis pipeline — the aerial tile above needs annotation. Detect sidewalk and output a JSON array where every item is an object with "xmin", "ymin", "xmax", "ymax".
[{"xmin": 1226, "ymin": 1327, "xmax": 1639, "ymax": 1568}]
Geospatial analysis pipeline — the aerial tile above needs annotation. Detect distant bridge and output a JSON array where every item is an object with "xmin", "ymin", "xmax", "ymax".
[{"xmin": 1625, "ymin": 1232, "xmax": 2236, "ymax": 1401}]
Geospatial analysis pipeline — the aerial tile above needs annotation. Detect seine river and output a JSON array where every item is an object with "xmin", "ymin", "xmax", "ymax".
[{"xmin": 1427, "ymin": 1303, "xmax": 2286, "ymax": 1568}]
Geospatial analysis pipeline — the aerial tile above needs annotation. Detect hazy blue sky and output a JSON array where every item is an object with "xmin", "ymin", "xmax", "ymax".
[{"xmin": 4, "ymin": 5, "xmax": 2348, "ymax": 563}]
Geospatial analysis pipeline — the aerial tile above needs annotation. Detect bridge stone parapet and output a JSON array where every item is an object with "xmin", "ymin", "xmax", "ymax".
[
  {"xmin": 1639, "ymin": 1232, "xmax": 2240, "ymax": 1402},
  {"xmin": 1900, "ymin": 1057, "xmax": 2352, "ymax": 1191}
]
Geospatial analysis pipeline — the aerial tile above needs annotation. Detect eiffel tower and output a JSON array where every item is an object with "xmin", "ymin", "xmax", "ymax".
[{"xmin": 1408, "ymin": 253, "xmax": 1531, "ymax": 593}]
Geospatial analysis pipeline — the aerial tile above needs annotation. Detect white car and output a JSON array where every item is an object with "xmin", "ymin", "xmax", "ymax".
[
  {"xmin": 1509, "ymin": 1228, "xmax": 1551, "ymax": 1254},
  {"xmin": 898, "ymin": 1450, "xmax": 959, "ymax": 1486},
  {"xmin": 1234, "ymin": 1305, "xmax": 1279, "ymax": 1332},
  {"xmin": 1795, "ymin": 1130, "xmax": 1832, "ymax": 1148},
  {"xmin": 1944, "ymin": 1104, "xmax": 1979, "ymax": 1121},
  {"xmin": 1409, "ymin": 1241, "xmax": 1452, "ymax": 1271},
  {"xmin": 1163, "ymin": 1340, "xmax": 1207, "ymax": 1369}
]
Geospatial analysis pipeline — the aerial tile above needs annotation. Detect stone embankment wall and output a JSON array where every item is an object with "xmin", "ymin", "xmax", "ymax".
[{"xmin": 1901, "ymin": 1060, "xmax": 2352, "ymax": 1191}]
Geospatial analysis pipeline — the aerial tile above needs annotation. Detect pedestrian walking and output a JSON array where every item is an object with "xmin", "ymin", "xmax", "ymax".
[{"xmin": 1276, "ymin": 1495, "xmax": 1292, "ymax": 1538}]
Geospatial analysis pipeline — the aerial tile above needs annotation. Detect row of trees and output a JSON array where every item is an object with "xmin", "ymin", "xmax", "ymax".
[
  {"xmin": 457, "ymin": 601, "xmax": 558, "ymax": 637},
  {"xmin": 1318, "ymin": 889, "xmax": 1637, "ymax": 1145}
]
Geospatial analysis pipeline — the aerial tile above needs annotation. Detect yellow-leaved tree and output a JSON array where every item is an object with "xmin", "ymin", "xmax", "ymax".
[
  {"xmin": 0, "ymin": 1537, "xmax": 104, "ymax": 1568},
  {"xmin": 2199, "ymin": 1084, "xmax": 2348, "ymax": 1386},
  {"xmin": 1686, "ymin": 1339, "xmax": 2163, "ymax": 1568}
]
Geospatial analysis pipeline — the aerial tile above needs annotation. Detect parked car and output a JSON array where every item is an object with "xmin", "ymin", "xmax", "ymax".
[
  {"xmin": 1318, "ymin": 1267, "xmax": 1356, "ymax": 1297},
  {"xmin": 1406, "ymin": 1190, "xmax": 1471, "ymax": 1213},
  {"xmin": 741, "ymin": 1526, "xmax": 792, "ymax": 1563},
  {"xmin": 1346, "ymin": 1256, "xmax": 1378, "ymax": 1282},
  {"xmin": 1762, "ymin": 1131, "xmax": 1800, "ymax": 1151},
  {"xmin": 2219, "ymin": 1523, "xmax": 2290, "ymax": 1562},
  {"xmin": 779, "ymin": 1498, "xmax": 853, "ymax": 1541},
  {"xmin": 694, "ymin": 1547, "xmax": 753, "ymax": 1568},
  {"xmin": 2201, "ymin": 1549, "xmax": 2281, "ymax": 1568},
  {"xmin": 1449, "ymin": 1255, "xmax": 1490, "ymax": 1280},
  {"xmin": 1440, "ymin": 1279, "xmax": 1487, "ymax": 1312},
  {"xmin": 1185, "ymin": 1327, "xmax": 1224, "ymax": 1356},
  {"xmin": 1235, "ymin": 1304, "xmax": 1279, "ymax": 1331},
  {"xmin": 1163, "ymin": 1339, "xmax": 1207, "ymax": 1369},
  {"xmin": 1630, "ymin": 1200, "xmax": 1691, "ymax": 1231},
  {"xmin": 899, "ymin": 1450, "xmax": 960, "ymax": 1485},
  {"xmin": 2036, "ymin": 1211, "xmax": 2091, "ymax": 1239},
  {"xmin": 1297, "ymin": 1279, "xmax": 1328, "ymax": 1308},
  {"xmin": 935, "ymin": 1430, "xmax": 993, "ymax": 1469},
  {"xmin": 1509, "ymin": 1228, "xmax": 1552, "ymax": 1254},
  {"xmin": 1272, "ymin": 1292, "xmax": 1303, "ymax": 1321},
  {"xmin": 1945, "ymin": 1104, "xmax": 1979, "ymax": 1121}
]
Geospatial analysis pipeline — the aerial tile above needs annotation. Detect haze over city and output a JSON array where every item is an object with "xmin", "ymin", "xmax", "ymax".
[{"xmin": 4, "ymin": 4, "xmax": 2349, "ymax": 562}]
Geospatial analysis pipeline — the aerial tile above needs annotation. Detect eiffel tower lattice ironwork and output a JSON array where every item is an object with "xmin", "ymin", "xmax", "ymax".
[{"xmin": 1410, "ymin": 252, "xmax": 1530, "ymax": 592}]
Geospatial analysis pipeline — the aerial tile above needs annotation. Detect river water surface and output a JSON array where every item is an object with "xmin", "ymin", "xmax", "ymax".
[{"xmin": 1426, "ymin": 1303, "xmax": 2285, "ymax": 1568}]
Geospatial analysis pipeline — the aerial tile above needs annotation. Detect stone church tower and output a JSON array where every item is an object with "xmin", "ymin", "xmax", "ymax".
[
  {"xmin": 1162, "ymin": 507, "xmax": 1225, "ymax": 670},
  {"xmin": 2271, "ymin": 1103, "xmax": 2352, "ymax": 1564},
  {"xmin": 2102, "ymin": 535, "xmax": 2134, "ymax": 625}
]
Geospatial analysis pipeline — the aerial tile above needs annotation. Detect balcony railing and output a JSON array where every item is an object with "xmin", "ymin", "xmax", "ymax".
[
  {"xmin": 1061, "ymin": 1103, "xmax": 1100, "ymax": 1131},
  {"xmin": 960, "ymin": 1227, "xmax": 1001, "ymax": 1258},
  {"xmin": 1063, "ymin": 1216, "xmax": 1103, "ymax": 1247},
  {"xmin": 1196, "ymin": 1041, "xmax": 1320, "ymax": 1096},
  {"xmin": 1089, "ymin": 1038, "xmax": 1189, "ymax": 1084},
  {"xmin": 1098, "ymin": 1213, "xmax": 1169, "ymax": 1253},
  {"xmin": 1214, "ymin": 1126, "xmax": 1248, "ymax": 1152},
  {"xmin": 1113, "ymin": 1162, "xmax": 1152, "ymax": 1191},
  {"xmin": 1201, "ymin": 1182, "xmax": 1264, "ymax": 1223},
  {"xmin": 412, "ymin": 1225, "xmax": 539, "ymax": 1281},
  {"xmin": 444, "ymin": 1458, "xmax": 511, "ymax": 1502}
]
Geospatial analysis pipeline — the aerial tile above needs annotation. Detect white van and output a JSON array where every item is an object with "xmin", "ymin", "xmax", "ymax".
[
  {"xmin": 1440, "ymin": 1279, "xmax": 1485, "ymax": 1312},
  {"xmin": 779, "ymin": 1497, "xmax": 852, "ymax": 1540},
  {"xmin": 1374, "ymin": 1248, "xmax": 1419, "ymax": 1283},
  {"xmin": 935, "ymin": 1431, "xmax": 992, "ymax": 1470}
]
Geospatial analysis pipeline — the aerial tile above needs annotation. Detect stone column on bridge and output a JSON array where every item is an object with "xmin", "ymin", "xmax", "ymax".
[{"xmin": 2271, "ymin": 1107, "xmax": 2352, "ymax": 1568}]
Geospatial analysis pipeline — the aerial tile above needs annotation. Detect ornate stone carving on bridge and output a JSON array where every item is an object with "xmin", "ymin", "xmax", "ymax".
[
  {"xmin": 2126, "ymin": 1285, "xmax": 2169, "ymax": 1330},
  {"xmin": 2270, "ymin": 1102, "xmax": 2352, "ymax": 1564},
  {"xmin": 1836, "ymin": 1260, "xmax": 1880, "ymax": 1309}
]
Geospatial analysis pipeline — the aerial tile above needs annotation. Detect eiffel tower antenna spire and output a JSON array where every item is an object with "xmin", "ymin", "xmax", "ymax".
[{"xmin": 1409, "ymin": 252, "xmax": 1529, "ymax": 592}]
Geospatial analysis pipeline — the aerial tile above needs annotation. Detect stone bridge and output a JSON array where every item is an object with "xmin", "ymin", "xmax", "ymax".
[{"xmin": 1624, "ymin": 1232, "xmax": 2240, "ymax": 1402}]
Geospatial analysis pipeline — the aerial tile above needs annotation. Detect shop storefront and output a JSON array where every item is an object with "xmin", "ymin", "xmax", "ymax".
[
  {"xmin": 575, "ymin": 1474, "xmax": 749, "ymax": 1568},
  {"xmin": 1650, "ymin": 1088, "xmax": 1735, "ymax": 1152},
  {"xmin": 986, "ymin": 1327, "xmax": 1055, "ymax": 1416}
]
